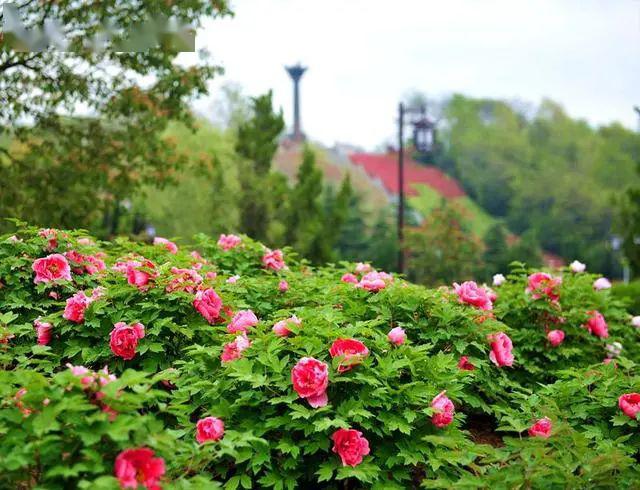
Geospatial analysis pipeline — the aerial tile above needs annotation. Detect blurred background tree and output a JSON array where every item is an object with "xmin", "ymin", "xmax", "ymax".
[
  {"xmin": 2, "ymin": 2, "xmax": 639, "ymax": 286},
  {"xmin": 407, "ymin": 201, "xmax": 483, "ymax": 285},
  {"xmin": 436, "ymin": 95, "xmax": 640, "ymax": 278},
  {"xmin": 234, "ymin": 90, "xmax": 285, "ymax": 243},
  {"xmin": 0, "ymin": 1, "xmax": 231, "ymax": 235}
]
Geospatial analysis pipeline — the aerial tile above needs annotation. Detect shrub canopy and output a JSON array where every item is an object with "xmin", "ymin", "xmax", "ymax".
[{"xmin": 0, "ymin": 223, "xmax": 639, "ymax": 489}]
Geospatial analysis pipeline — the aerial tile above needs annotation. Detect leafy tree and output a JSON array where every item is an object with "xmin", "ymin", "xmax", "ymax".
[
  {"xmin": 506, "ymin": 229, "xmax": 543, "ymax": 269},
  {"xmin": 133, "ymin": 120, "xmax": 241, "ymax": 240},
  {"xmin": 617, "ymin": 184, "xmax": 640, "ymax": 276},
  {"xmin": 323, "ymin": 174, "xmax": 353, "ymax": 258},
  {"xmin": 0, "ymin": 1, "xmax": 231, "ymax": 234},
  {"xmin": 437, "ymin": 94, "xmax": 640, "ymax": 276},
  {"xmin": 441, "ymin": 95, "xmax": 530, "ymax": 217},
  {"xmin": 234, "ymin": 91, "xmax": 285, "ymax": 242},
  {"xmin": 286, "ymin": 146, "xmax": 332, "ymax": 263},
  {"xmin": 335, "ymin": 192, "xmax": 369, "ymax": 263},
  {"xmin": 265, "ymin": 172, "xmax": 291, "ymax": 246},
  {"xmin": 406, "ymin": 201, "xmax": 482, "ymax": 285},
  {"xmin": 365, "ymin": 209, "xmax": 399, "ymax": 272},
  {"xmin": 482, "ymin": 223, "xmax": 510, "ymax": 279}
]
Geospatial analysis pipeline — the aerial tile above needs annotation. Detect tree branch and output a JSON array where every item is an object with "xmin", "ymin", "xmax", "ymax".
[{"xmin": 0, "ymin": 53, "xmax": 41, "ymax": 74}]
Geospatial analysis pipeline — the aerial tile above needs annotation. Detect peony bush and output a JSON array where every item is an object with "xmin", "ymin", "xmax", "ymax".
[{"xmin": 0, "ymin": 223, "xmax": 639, "ymax": 489}]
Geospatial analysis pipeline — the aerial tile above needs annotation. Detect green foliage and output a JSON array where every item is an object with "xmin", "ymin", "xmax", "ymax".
[
  {"xmin": 439, "ymin": 95, "xmax": 640, "ymax": 277},
  {"xmin": 323, "ymin": 174, "xmax": 352, "ymax": 255},
  {"xmin": 1, "ymin": 223, "xmax": 639, "ymax": 488},
  {"xmin": 480, "ymin": 225, "xmax": 543, "ymax": 282},
  {"xmin": 235, "ymin": 91, "xmax": 285, "ymax": 242},
  {"xmin": 407, "ymin": 201, "xmax": 483, "ymax": 285},
  {"xmin": 335, "ymin": 192, "xmax": 371, "ymax": 263},
  {"xmin": 364, "ymin": 209, "xmax": 399, "ymax": 273},
  {"xmin": 0, "ymin": 2, "xmax": 232, "ymax": 235},
  {"xmin": 611, "ymin": 280, "xmax": 640, "ymax": 315},
  {"xmin": 135, "ymin": 121, "xmax": 241, "ymax": 240},
  {"xmin": 286, "ymin": 146, "xmax": 332, "ymax": 263}
]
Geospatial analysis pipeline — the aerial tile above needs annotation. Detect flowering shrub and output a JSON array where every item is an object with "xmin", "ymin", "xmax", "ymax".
[{"xmin": 0, "ymin": 224, "xmax": 639, "ymax": 489}]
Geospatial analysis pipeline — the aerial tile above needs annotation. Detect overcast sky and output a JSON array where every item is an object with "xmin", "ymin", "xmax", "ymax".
[{"xmin": 187, "ymin": 0, "xmax": 640, "ymax": 150}]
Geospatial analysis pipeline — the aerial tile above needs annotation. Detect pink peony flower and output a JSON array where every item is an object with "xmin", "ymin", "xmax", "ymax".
[
  {"xmin": 63, "ymin": 291, "xmax": 92, "ymax": 323},
  {"xmin": 102, "ymin": 404, "xmax": 118, "ymax": 422},
  {"xmin": 331, "ymin": 428, "xmax": 370, "ymax": 467},
  {"xmin": 278, "ymin": 280, "xmax": 289, "ymax": 292},
  {"xmin": 457, "ymin": 356, "xmax": 475, "ymax": 371},
  {"xmin": 569, "ymin": 260, "xmax": 586, "ymax": 273},
  {"xmin": 387, "ymin": 327, "xmax": 406, "ymax": 345},
  {"xmin": 593, "ymin": 277, "xmax": 612, "ymax": 290},
  {"xmin": 66, "ymin": 363, "xmax": 94, "ymax": 386},
  {"xmin": 488, "ymin": 332, "xmax": 514, "ymax": 367},
  {"xmin": 84, "ymin": 254, "xmax": 106, "ymax": 275},
  {"xmin": 355, "ymin": 262, "xmax": 372, "ymax": 274},
  {"xmin": 205, "ymin": 271, "xmax": 217, "ymax": 280},
  {"xmin": 226, "ymin": 275, "xmax": 240, "ymax": 284},
  {"xmin": 196, "ymin": 416, "xmax": 225, "ymax": 444},
  {"xmin": 96, "ymin": 366, "xmax": 117, "ymax": 388},
  {"xmin": 291, "ymin": 357, "xmax": 329, "ymax": 408},
  {"xmin": 528, "ymin": 417, "xmax": 552, "ymax": 438},
  {"xmin": 109, "ymin": 322, "xmax": 145, "ymax": 360},
  {"xmin": 526, "ymin": 272, "xmax": 562, "ymax": 302},
  {"xmin": 272, "ymin": 315, "xmax": 301, "ymax": 337},
  {"xmin": 112, "ymin": 259, "xmax": 140, "ymax": 273},
  {"xmin": 584, "ymin": 310, "xmax": 608, "ymax": 338},
  {"xmin": 431, "ymin": 391, "xmax": 455, "ymax": 428},
  {"xmin": 547, "ymin": 329, "xmax": 565, "ymax": 347},
  {"xmin": 631, "ymin": 316, "xmax": 640, "ymax": 328},
  {"xmin": 217, "ymin": 234, "xmax": 242, "ymax": 251},
  {"xmin": 65, "ymin": 250, "xmax": 106, "ymax": 275},
  {"xmin": 114, "ymin": 448, "xmax": 165, "ymax": 490},
  {"xmin": 14, "ymin": 388, "xmax": 32, "ymax": 416},
  {"xmin": 221, "ymin": 334, "xmax": 251, "ymax": 362},
  {"xmin": 227, "ymin": 310, "xmax": 258, "ymax": 334},
  {"xmin": 618, "ymin": 393, "xmax": 640, "ymax": 419},
  {"xmin": 492, "ymin": 273, "xmax": 506, "ymax": 286},
  {"xmin": 153, "ymin": 237, "xmax": 178, "ymax": 254},
  {"xmin": 91, "ymin": 286, "xmax": 106, "ymax": 301},
  {"xmin": 33, "ymin": 319, "xmax": 52, "ymax": 346},
  {"xmin": 605, "ymin": 341, "xmax": 623, "ymax": 358},
  {"xmin": 77, "ymin": 237, "xmax": 94, "ymax": 246},
  {"xmin": 126, "ymin": 259, "xmax": 157, "ymax": 291},
  {"xmin": 193, "ymin": 288, "xmax": 223, "ymax": 324},
  {"xmin": 329, "ymin": 338, "xmax": 369, "ymax": 373},
  {"xmin": 262, "ymin": 249, "xmax": 285, "ymax": 271},
  {"xmin": 166, "ymin": 267, "xmax": 202, "ymax": 293},
  {"xmin": 453, "ymin": 281, "xmax": 493, "ymax": 310},
  {"xmin": 341, "ymin": 273, "xmax": 358, "ymax": 284},
  {"xmin": 32, "ymin": 254, "xmax": 72, "ymax": 284},
  {"xmin": 38, "ymin": 228, "xmax": 58, "ymax": 250},
  {"xmin": 357, "ymin": 271, "xmax": 389, "ymax": 292}
]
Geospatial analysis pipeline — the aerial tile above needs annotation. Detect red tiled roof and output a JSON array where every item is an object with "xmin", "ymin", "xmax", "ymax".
[{"xmin": 348, "ymin": 152, "xmax": 466, "ymax": 199}]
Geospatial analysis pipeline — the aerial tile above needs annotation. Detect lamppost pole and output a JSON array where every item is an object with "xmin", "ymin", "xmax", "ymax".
[
  {"xmin": 396, "ymin": 101, "xmax": 436, "ymax": 275},
  {"xmin": 397, "ymin": 102, "xmax": 405, "ymax": 274}
]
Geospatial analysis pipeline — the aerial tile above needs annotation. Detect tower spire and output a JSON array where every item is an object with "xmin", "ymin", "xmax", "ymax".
[{"xmin": 285, "ymin": 63, "xmax": 307, "ymax": 141}]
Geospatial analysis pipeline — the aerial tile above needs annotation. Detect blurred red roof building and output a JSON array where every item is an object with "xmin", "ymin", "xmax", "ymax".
[{"xmin": 348, "ymin": 151, "xmax": 466, "ymax": 199}]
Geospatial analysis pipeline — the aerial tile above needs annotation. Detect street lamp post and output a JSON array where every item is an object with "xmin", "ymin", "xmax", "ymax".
[
  {"xmin": 396, "ymin": 102, "xmax": 436, "ymax": 274},
  {"xmin": 397, "ymin": 103, "xmax": 405, "ymax": 274}
]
